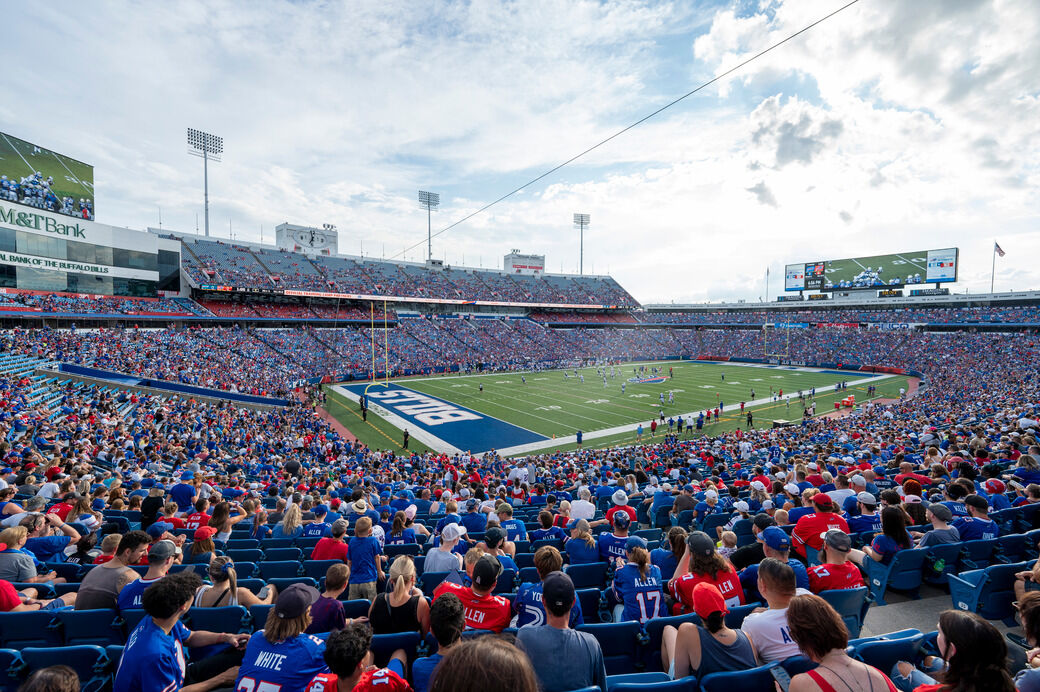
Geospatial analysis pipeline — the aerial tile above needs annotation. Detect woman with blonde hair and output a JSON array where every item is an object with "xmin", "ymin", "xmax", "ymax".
[
  {"xmin": 207, "ymin": 501, "xmax": 247, "ymax": 543},
  {"xmin": 368, "ymin": 555, "xmax": 430, "ymax": 635},
  {"xmin": 566, "ymin": 518, "xmax": 599, "ymax": 564},
  {"xmin": 194, "ymin": 555, "xmax": 276, "ymax": 608},
  {"xmin": 272, "ymin": 504, "xmax": 303, "ymax": 539}
]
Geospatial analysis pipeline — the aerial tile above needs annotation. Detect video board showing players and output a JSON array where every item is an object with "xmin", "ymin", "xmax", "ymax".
[{"xmin": 784, "ymin": 249, "xmax": 959, "ymax": 291}]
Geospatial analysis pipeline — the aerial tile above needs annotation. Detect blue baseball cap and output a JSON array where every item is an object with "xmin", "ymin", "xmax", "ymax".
[
  {"xmin": 146, "ymin": 522, "xmax": 173, "ymax": 538},
  {"xmin": 625, "ymin": 536, "xmax": 648, "ymax": 552},
  {"xmin": 180, "ymin": 471, "xmax": 194, "ymax": 480},
  {"xmin": 760, "ymin": 526, "xmax": 791, "ymax": 551},
  {"xmin": 313, "ymin": 504, "xmax": 328, "ymax": 516},
  {"xmin": 612, "ymin": 511, "xmax": 631, "ymax": 529}
]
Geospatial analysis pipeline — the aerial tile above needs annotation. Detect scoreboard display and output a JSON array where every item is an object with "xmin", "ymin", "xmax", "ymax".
[{"xmin": 784, "ymin": 248, "xmax": 959, "ymax": 292}]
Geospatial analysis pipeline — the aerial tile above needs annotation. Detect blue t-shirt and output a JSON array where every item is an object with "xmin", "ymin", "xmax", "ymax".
[
  {"xmin": 787, "ymin": 506, "xmax": 814, "ymax": 523},
  {"xmin": 117, "ymin": 576, "xmax": 162, "ymax": 611},
  {"xmin": 500, "ymin": 518, "xmax": 527, "ymax": 542},
  {"xmin": 740, "ymin": 560, "xmax": 810, "ymax": 602},
  {"xmin": 461, "ymin": 512, "xmax": 487, "ymax": 533},
  {"xmin": 650, "ymin": 548, "xmax": 680, "ymax": 581},
  {"xmin": 271, "ymin": 524, "xmax": 303, "ymax": 539},
  {"xmin": 846, "ymin": 513, "xmax": 882, "ymax": 534},
  {"xmin": 531, "ymin": 527, "xmax": 566, "ymax": 542},
  {"xmin": 952, "ymin": 517, "xmax": 999, "ymax": 541},
  {"xmin": 869, "ymin": 534, "xmax": 908, "ymax": 565},
  {"xmin": 597, "ymin": 533, "xmax": 628, "ymax": 566},
  {"xmin": 435, "ymin": 514, "xmax": 461, "ymax": 534},
  {"xmin": 347, "ymin": 535, "xmax": 382, "ymax": 583},
  {"xmin": 566, "ymin": 538, "xmax": 600, "ymax": 565},
  {"xmin": 169, "ymin": 483, "xmax": 196, "ymax": 509},
  {"xmin": 24, "ymin": 535, "xmax": 71, "ymax": 563},
  {"xmin": 514, "ymin": 581, "xmax": 584, "ymax": 628},
  {"xmin": 386, "ymin": 528, "xmax": 418, "ymax": 545},
  {"xmin": 235, "ymin": 631, "xmax": 327, "ymax": 692},
  {"xmin": 114, "ymin": 618, "xmax": 192, "ymax": 692},
  {"xmin": 612, "ymin": 563, "xmax": 667, "ymax": 623},
  {"xmin": 302, "ymin": 522, "xmax": 329, "ymax": 538},
  {"xmin": 412, "ymin": 653, "xmax": 443, "ymax": 692}
]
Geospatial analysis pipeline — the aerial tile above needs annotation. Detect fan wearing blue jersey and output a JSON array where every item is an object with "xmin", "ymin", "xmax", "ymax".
[
  {"xmin": 114, "ymin": 571, "xmax": 249, "ymax": 692},
  {"xmin": 513, "ymin": 545, "xmax": 584, "ymax": 628},
  {"xmin": 236, "ymin": 583, "xmax": 328, "ymax": 692},
  {"xmin": 952, "ymin": 495, "xmax": 1000, "ymax": 540},
  {"xmin": 597, "ymin": 511, "xmax": 631, "ymax": 569},
  {"xmin": 611, "ymin": 536, "xmax": 667, "ymax": 623}
]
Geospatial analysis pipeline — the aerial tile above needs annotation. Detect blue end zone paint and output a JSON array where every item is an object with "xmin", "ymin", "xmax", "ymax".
[{"xmin": 341, "ymin": 383, "xmax": 547, "ymax": 453}]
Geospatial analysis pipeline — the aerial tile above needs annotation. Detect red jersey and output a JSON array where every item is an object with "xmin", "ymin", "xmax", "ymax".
[
  {"xmin": 792, "ymin": 513, "xmax": 850, "ymax": 558},
  {"xmin": 670, "ymin": 565, "xmax": 745, "ymax": 615},
  {"xmin": 184, "ymin": 512, "xmax": 210, "ymax": 531},
  {"xmin": 310, "ymin": 537, "xmax": 349, "ymax": 562},
  {"xmin": 605, "ymin": 505, "xmax": 637, "ymax": 525},
  {"xmin": 808, "ymin": 562, "xmax": 865, "ymax": 593},
  {"xmin": 433, "ymin": 581, "xmax": 511, "ymax": 632},
  {"xmin": 0, "ymin": 579, "xmax": 21, "ymax": 611},
  {"xmin": 307, "ymin": 668, "xmax": 411, "ymax": 692},
  {"xmin": 50, "ymin": 502, "xmax": 74, "ymax": 521}
]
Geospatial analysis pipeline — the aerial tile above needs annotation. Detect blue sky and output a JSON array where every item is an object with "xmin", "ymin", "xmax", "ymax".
[{"xmin": 1, "ymin": 0, "xmax": 1037, "ymax": 303}]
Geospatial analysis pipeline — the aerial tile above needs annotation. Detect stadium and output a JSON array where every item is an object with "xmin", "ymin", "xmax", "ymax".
[{"xmin": 0, "ymin": 2, "xmax": 1038, "ymax": 692}]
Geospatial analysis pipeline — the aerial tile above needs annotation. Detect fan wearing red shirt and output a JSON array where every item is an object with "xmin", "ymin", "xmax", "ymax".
[
  {"xmin": 808, "ymin": 530, "xmax": 865, "ymax": 593},
  {"xmin": 432, "ymin": 554, "xmax": 511, "ymax": 632},
  {"xmin": 792, "ymin": 494, "xmax": 850, "ymax": 560},
  {"xmin": 307, "ymin": 623, "xmax": 410, "ymax": 692},
  {"xmin": 311, "ymin": 520, "xmax": 349, "ymax": 561},
  {"xmin": 669, "ymin": 531, "xmax": 745, "ymax": 615},
  {"xmin": 605, "ymin": 489, "xmax": 637, "ymax": 526},
  {"xmin": 183, "ymin": 499, "xmax": 211, "ymax": 531},
  {"xmin": 893, "ymin": 462, "xmax": 932, "ymax": 487}
]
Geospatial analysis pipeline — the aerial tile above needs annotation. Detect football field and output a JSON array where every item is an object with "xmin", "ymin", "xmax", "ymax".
[{"xmin": 324, "ymin": 360, "xmax": 910, "ymax": 457}]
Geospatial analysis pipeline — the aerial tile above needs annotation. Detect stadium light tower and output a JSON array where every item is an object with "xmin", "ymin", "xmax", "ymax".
[
  {"xmin": 573, "ymin": 213, "xmax": 590, "ymax": 275},
  {"xmin": 418, "ymin": 190, "xmax": 440, "ymax": 262},
  {"xmin": 187, "ymin": 128, "xmax": 223, "ymax": 237}
]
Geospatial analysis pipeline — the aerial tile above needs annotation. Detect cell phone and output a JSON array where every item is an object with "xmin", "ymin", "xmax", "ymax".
[
  {"xmin": 770, "ymin": 665, "xmax": 792, "ymax": 692},
  {"xmin": 1011, "ymin": 481, "xmax": 1026, "ymax": 491}
]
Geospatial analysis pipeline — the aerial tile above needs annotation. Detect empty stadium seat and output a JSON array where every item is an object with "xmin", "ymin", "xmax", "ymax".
[
  {"xmin": 55, "ymin": 609, "xmax": 124, "ymax": 647},
  {"xmin": 186, "ymin": 606, "xmax": 251, "ymax": 634},
  {"xmin": 369, "ymin": 631, "xmax": 422, "ymax": 668},
  {"xmin": 863, "ymin": 549, "xmax": 927, "ymax": 606},
  {"xmin": 819, "ymin": 588, "xmax": 870, "ymax": 639},
  {"xmin": 565, "ymin": 562, "xmax": 609, "ymax": 590},
  {"xmin": 578, "ymin": 622, "xmax": 643, "ymax": 674},
  {"xmin": 21, "ymin": 645, "xmax": 110, "ymax": 692},
  {"xmin": 303, "ymin": 559, "xmax": 343, "ymax": 579},
  {"xmin": 0, "ymin": 648, "xmax": 24, "ymax": 692},
  {"xmin": 949, "ymin": 560, "xmax": 1029, "ymax": 624},
  {"xmin": 259, "ymin": 560, "xmax": 303, "ymax": 579},
  {"xmin": 264, "ymin": 547, "xmax": 303, "ymax": 562}
]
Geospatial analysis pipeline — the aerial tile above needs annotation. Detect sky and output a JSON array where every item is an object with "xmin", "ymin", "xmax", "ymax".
[{"xmin": 2, "ymin": 0, "xmax": 1038, "ymax": 304}]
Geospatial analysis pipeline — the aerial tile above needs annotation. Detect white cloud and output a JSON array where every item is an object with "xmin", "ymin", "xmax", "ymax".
[{"xmin": 1, "ymin": 0, "xmax": 1038, "ymax": 302}]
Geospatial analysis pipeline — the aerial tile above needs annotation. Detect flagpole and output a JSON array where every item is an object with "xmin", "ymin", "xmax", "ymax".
[{"xmin": 991, "ymin": 242, "xmax": 996, "ymax": 294}]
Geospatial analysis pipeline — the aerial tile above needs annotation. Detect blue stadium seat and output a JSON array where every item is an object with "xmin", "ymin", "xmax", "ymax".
[
  {"xmin": 724, "ymin": 602, "xmax": 761, "ymax": 629},
  {"xmin": 342, "ymin": 599, "xmax": 372, "ymax": 620},
  {"xmin": 0, "ymin": 649, "xmax": 24, "ymax": 692},
  {"xmin": 296, "ymin": 537, "xmax": 322, "ymax": 551},
  {"xmin": 960, "ymin": 539, "xmax": 1004, "ymax": 570},
  {"xmin": 578, "ymin": 622, "xmax": 643, "ymax": 674},
  {"xmin": 225, "ymin": 538, "xmax": 260, "ymax": 550},
  {"xmin": 249, "ymin": 604, "xmax": 275, "ymax": 629},
  {"xmin": 922, "ymin": 543, "xmax": 963, "ymax": 586},
  {"xmin": 701, "ymin": 514, "xmax": 731, "ymax": 536},
  {"xmin": 44, "ymin": 563, "xmax": 81, "ymax": 583},
  {"xmin": 852, "ymin": 632, "xmax": 926, "ymax": 675},
  {"xmin": 303, "ymin": 559, "xmax": 343, "ymax": 579},
  {"xmin": 55, "ymin": 609, "xmax": 125, "ymax": 646},
  {"xmin": 634, "ymin": 528, "xmax": 663, "ymax": 543},
  {"xmin": 493, "ymin": 569, "xmax": 517, "ymax": 595},
  {"xmin": 862, "ymin": 548, "xmax": 927, "ymax": 606},
  {"xmin": 642, "ymin": 613, "xmax": 701, "ymax": 671},
  {"xmin": 260, "ymin": 538, "xmax": 295, "ymax": 549},
  {"xmin": 266, "ymin": 577, "xmax": 318, "ymax": 593},
  {"xmin": 700, "ymin": 663, "xmax": 784, "ymax": 692},
  {"xmin": 259, "ymin": 560, "xmax": 303, "ymax": 580},
  {"xmin": 673, "ymin": 510, "xmax": 695, "ymax": 529},
  {"xmin": 226, "ymin": 548, "xmax": 264, "ymax": 563},
  {"xmin": 606, "ymin": 672, "xmax": 670, "ymax": 689},
  {"xmin": 186, "ymin": 606, "xmax": 251, "ymax": 634},
  {"xmin": 819, "ymin": 588, "xmax": 870, "ymax": 639},
  {"xmin": 118, "ymin": 609, "xmax": 150, "ymax": 637},
  {"xmin": 264, "ymin": 547, "xmax": 303, "ymax": 562},
  {"xmin": 531, "ymin": 539, "xmax": 565, "ymax": 552},
  {"xmin": 611, "ymin": 676, "xmax": 697, "ymax": 691},
  {"xmin": 518, "ymin": 567, "xmax": 540, "ymax": 584},
  {"xmin": 949, "ymin": 560, "xmax": 1029, "ymax": 624},
  {"xmin": 514, "ymin": 553, "xmax": 537, "ymax": 569},
  {"xmin": 370, "ymin": 632, "xmax": 421, "ymax": 668},
  {"xmin": 170, "ymin": 563, "xmax": 211, "ymax": 578},
  {"xmin": 385, "ymin": 544, "xmax": 422, "ymax": 558},
  {"xmin": 237, "ymin": 578, "xmax": 267, "ymax": 594},
  {"xmin": 996, "ymin": 533, "xmax": 1034, "ymax": 563},
  {"xmin": 576, "ymin": 588, "xmax": 605, "ymax": 624},
  {"xmin": 565, "ymin": 562, "xmax": 609, "ymax": 589},
  {"xmin": 420, "ymin": 571, "xmax": 451, "ymax": 596},
  {"xmin": 21, "ymin": 645, "xmax": 109, "ymax": 692}
]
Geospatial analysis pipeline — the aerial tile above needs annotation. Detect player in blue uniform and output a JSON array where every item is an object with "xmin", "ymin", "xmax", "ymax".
[
  {"xmin": 236, "ymin": 584, "xmax": 328, "ymax": 692},
  {"xmin": 611, "ymin": 536, "xmax": 667, "ymax": 623},
  {"xmin": 114, "ymin": 571, "xmax": 249, "ymax": 692}
]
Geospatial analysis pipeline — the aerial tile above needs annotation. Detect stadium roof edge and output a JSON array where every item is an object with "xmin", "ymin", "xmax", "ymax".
[{"xmin": 643, "ymin": 290, "xmax": 1040, "ymax": 311}]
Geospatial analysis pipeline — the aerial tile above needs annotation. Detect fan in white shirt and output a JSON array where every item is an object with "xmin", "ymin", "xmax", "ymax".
[{"xmin": 739, "ymin": 557, "xmax": 812, "ymax": 664}]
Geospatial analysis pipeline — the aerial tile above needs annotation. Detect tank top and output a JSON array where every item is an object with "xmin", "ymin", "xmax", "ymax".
[
  {"xmin": 194, "ymin": 583, "xmax": 239, "ymax": 607},
  {"xmin": 76, "ymin": 563, "xmax": 134, "ymax": 610},
  {"xmin": 694, "ymin": 627, "xmax": 757, "ymax": 678},
  {"xmin": 368, "ymin": 593, "xmax": 421, "ymax": 634}
]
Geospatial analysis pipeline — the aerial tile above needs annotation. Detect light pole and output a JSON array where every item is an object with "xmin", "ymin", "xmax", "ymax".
[
  {"xmin": 573, "ymin": 213, "xmax": 589, "ymax": 275},
  {"xmin": 418, "ymin": 190, "xmax": 440, "ymax": 262},
  {"xmin": 187, "ymin": 128, "xmax": 223, "ymax": 237}
]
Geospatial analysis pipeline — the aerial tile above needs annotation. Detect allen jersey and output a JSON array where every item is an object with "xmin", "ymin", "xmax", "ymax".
[
  {"xmin": 612, "ymin": 563, "xmax": 667, "ymax": 623},
  {"xmin": 184, "ymin": 511, "xmax": 211, "ymax": 531},
  {"xmin": 670, "ymin": 565, "xmax": 745, "ymax": 615},
  {"xmin": 808, "ymin": 562, "xmax": 865, "ymax": 593},
  {"xmin": 432, "ymin": 580, "xmax": 511, "ymax": 632},
  {"xmin": 307, "ymin": 668, "xmax": 411, "ymax": 692}
]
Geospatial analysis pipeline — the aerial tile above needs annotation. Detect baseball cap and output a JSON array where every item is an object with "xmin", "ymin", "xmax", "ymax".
[
  {"xmin": 984, "ymin": 479, "xmax": 1006, "ymax": 495},
  {"xmin": 823, "ymin": 529, "xmax": 852, "ymax": 553},
  {"xmin": 472, "ymin": 554, "xmax": 503, "ymax": 589},
  {"xmin": 965, "ymin": 494, "xmax": 988, "ymax": 511},
  {"xmin": 484, "ymin": 526, "xmax": 506, "ymax": 549},
  {"xmin": 704, "ymin": 489, "xmax": 718, "ymax": 501},
  {"xmin": 784, "ymin": 483, "xmax": 801, "ymax": 495},
  {"xmin": 331, "ymin": 519, "xmax": 348, "ymax": 535},
  {"xmin": 274, "ymin": 583, "xmax": 319, "ymax": 619},
  {"xmin": 734, "ymin": 500, "xmax": 750, "ymax": 513},
  {"xmin": 541, "ymin": 571, "xmax": 576, "ymax": 612},
  {"xmin": 625, "ymin": 536, "xmax": 648, "ymax": 552},
  {"xmin": 612, "ymin": 511, "xmax": 631, "ymax": 529},
  {"xmin": 750, "ymin": 480, "xmax": 766, "ymax": 491},
  {"xmin": 812, "ymin": 494, "xmax": 833, "ymax": 509},
  {"xmin": 683, "ymin": 485, "xmax": 695, "ymax": 493},
  {"xmin": 313, "ymin": 504, "xmax": 328, "ymax": 517},
  {"xmin": 856, "ymin": 491, "xmax": 877, "ymax": 506},
  {"xmin": 148, "ymin": 539, "xmax": 178, "ymax": 562},
  {"xmin": 466, "ymin": 499, "xmax": 478, "ymax": 510},
  {"xmin": 194, "ymin": 526, "xmax": 217, "ymax": 541},
  {"xmin": 760, "ymin": 526, "xmax": 791, "ymax": 551},
  {"xmin": 180, "ymin": 471, "xmax": 194, "ymax": 480},
  {"xmin": 928, "ymin": 503, "xmax": 953, "ymax": 522},
  {"xmin": 753, "ymin": 513, "xmax": 777, "ymax": 530},
  {"xmin": 567, "ymin": 518, "xmax": 587, "ymax": 531},
  {"xmin": 691, "ymin": 582, "xmax": 729, "ymax": 619},
  {"xmin": 850, "ymin": 476, "xmax": 867, "ymax": 487},
  {"xmin": 686, "ymin": 531, "xmax": 715, "ymax": 557},
  {"xmin": 146, "ymin": 522, "xmax": 173, "ymax": 539},
  {"xmin": 442, "ymin": 523, "xmax": 467, "ymax": 542},
  {"xmin": 612, "ymin": 489, "xmax": 628, "ymax": 506}
]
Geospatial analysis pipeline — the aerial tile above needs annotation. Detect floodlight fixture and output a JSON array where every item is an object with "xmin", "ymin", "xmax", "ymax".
[
  {"xmin": 419, "ymin": 190, "xmax": 440, "ymax": 262},
  {"xmin": 187, "ymin": 128, "xmax": 223, "ymax": 237},
  {"xmin": 573, "ymin": 213, "xmax": 590, "ymax": 275}
]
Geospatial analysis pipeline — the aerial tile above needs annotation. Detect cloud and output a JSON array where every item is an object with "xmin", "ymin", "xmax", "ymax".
[{"xmin": 746, "ymin": 181, "xmax": 778, "ymax": 206}]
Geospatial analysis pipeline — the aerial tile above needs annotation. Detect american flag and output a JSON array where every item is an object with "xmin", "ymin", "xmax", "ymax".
[{"xmin": 994, "ymin": 242, "xmax": 1006, "ymax": 257}]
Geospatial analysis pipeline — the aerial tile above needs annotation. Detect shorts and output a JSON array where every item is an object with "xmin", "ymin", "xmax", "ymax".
[
  {"xmin": 1025, "ymin": 579, "xmax": 1040, "ymax": 593},
  {"xmin": 348, "ymin": 581, "xmax": 377, "ymax": 602}
]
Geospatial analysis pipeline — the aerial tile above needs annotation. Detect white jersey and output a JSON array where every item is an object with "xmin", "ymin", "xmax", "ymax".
[{"xmin": 740, "ymin": 599, "xmax": 806, "ymax": 663}]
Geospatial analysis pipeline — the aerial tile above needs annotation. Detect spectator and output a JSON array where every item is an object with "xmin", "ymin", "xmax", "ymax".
[
  {"xmin": 207, "ymin": 501, "xmax": 247, "ymax": 543},
  {"xmin": 845, "ymin": 492, "xmax": 882, "ymax": 533},
  {"xmin": 76, "ymin": 530, "xmax": 150, "ymax": 609},
  {"xmin": 306, "ymin": 623, "xmax": 410, "ymax": 692},
  {"xmin": 952, "ymin": 494, "xmax": 999, "ymax": 541},
  {"xmin": 739, "ymin": 558, "xmax": 804, "ymax": 663},
  {"xmin": 728, "ymin": 514, "xmax": 776, "ymax": 571},
  {"xmin": 515, "ymin": 546, "xmax": 583, "ymax": 628},
  {"xmin": 424, "ymin": 523, "xmax": 465, "ymax": 572},
  {"xmin": 738, "ymin": 526, "xmax": 809, "ymax": 601},
  {"xmin": 113, "ymin": 571, "xmax": 249, "ymax": 692},
  {"xmin": 187, "ymin": 526, "xmax": 219, "ymax": 564},
  {"xmin": 856, "ymin": 506, "xmax": 912, "ymax": 565},
  {"xmin": 0, "ymin": 526, "xmax": 63, "ymax": 585},
  {"xmin": 517, "ymin": 571, "xmax": 607, "ymax": 692},
  {"xmin": 430, "ymin": 635, "xmax": 539, "ymax": 692},
  {"xmin": 786, "ymin": 593, "xmax": 900, "ymax": 690},
  {"xmin": 651, "ymin": 526, "xmax": 687, "ymax": 581},
  {"xmin": 914, "ymin": 503, "xmax": 960, "ymax": 548},
  {"xmin": 306, "ymin": 563, "xmax": 351, "ymax": 634},
  {"xmin": 413, "ymin": 593, "xmax": 465, "ymax": 692},
  {"xmin": 117, "ymin": 539, "xmax": 178, "ymax": 610},
  {"xmin": 22, "ymin": 512, "xmax": 80, "ymax": 563},
  {"xmin": 1013, "ymin": 592, "xmax": 1040, "ymax": 689},
  {"xmin": 566, "ymin": 518, "xmax": 599, "ymax": 565},
  {"xmin": 195, "ymin": 556, "xmax": 276, "ymax": 608},
  {"xmin": 16, "ymin": 665, "xmax": 79, "ymax": 692},
  {"xmin": 369, "ymin": 555, "xmax": 429, "ymax": 635},
  {"xmin": 0, "ymin": 577, "xmax": 75, "ymax": 612},
  {"xmin": 611, "ymin": 535, "xmax": 667, "ymax": 623},
  {"xmin": 310, "ymin": 519, "xmax": 349, "ymax": 561},
  {"xmin": 479, "ymin": 526, "xmax": 517, "ymax": 571},
  {"xmin": 432, "ymin": 554, "xmax": 511, "ymax": 632},
  {"xmin": 792, "ymin": 494, "xmax": 850, "ymax": 561},
  {"xmin": 530, "ymin": 510, "xmax": 566, "ymax": 542},
  {"xmin": 272, "ymin": 504, "xmax": 304, "ymax": 539},
  {"xmin": 670, "ymin": 531, "xmax": 745, "ymax": 613},
  {"xmin": 597, "ymin": 511, "xmax": 632, "ymax": 568},
  {"xmin": 235, "ymin": 584, "xmax": 328, "ymax": 691},
  {"xmin": 892, "ymin": 610, "xmax": 1014, "ymax": 692},
  {"xmin": 808, "ymin": 530, "xmax": 865, "ymax": 593},
  {"xmin": 347, "ymin": 516, "xmax": 384, "ymax": 601},
  {"xmin": 386, "ymin": 511, "xmax": 417, "ymax": 545},
  {"xmin": 661, "ymin": 582, "xmax": 758, "ymax": 679}
]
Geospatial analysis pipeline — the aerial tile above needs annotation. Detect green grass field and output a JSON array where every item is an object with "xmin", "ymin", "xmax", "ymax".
[
  {"xmin": 325, "ymin": 360, "xmax": 910, "ymax": 456},
  {"xmin": 0, "ymin": 131, "xmax": 94, "ymax": 206}
]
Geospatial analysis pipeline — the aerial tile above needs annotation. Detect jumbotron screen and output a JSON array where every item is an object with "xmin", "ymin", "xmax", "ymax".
[
  {"xmin": 784, "ymin": 248, "xmax": 958, "ymax": 291},
  {"xmin": 0, "ymin": 132, "xmax": 94, "ymax": 220}
]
